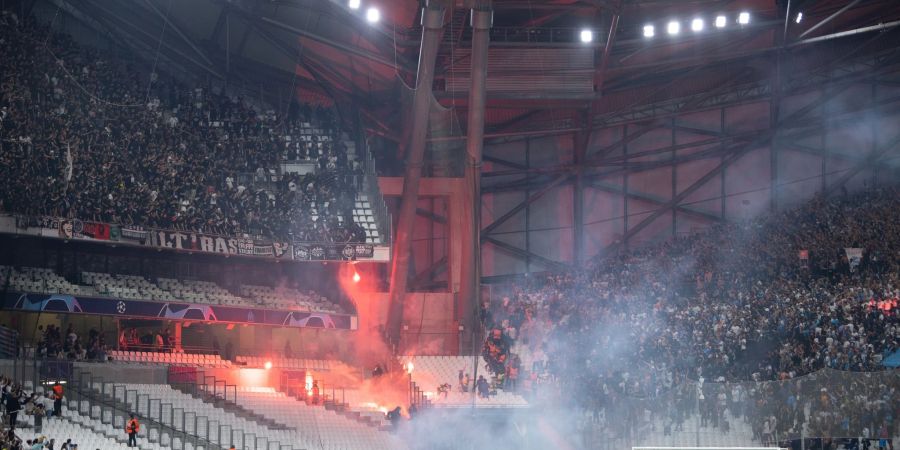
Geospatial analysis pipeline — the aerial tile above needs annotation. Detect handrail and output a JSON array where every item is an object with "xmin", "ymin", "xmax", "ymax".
[{"xmin": 72, "ymin": 369, "xmax": 298, "ymax": 450}]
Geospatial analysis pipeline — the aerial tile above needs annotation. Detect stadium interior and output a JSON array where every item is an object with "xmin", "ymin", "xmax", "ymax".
[{"xmin": 0, "ymin": 0, "xmax": 899, "ymax": 449}]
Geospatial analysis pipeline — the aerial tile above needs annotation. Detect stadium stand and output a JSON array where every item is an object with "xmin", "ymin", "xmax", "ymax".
[
  {"xmin": 482, "ymin": 187, "xmax": 900, "ymax": 445},
  {"xmin": 1, "ymin": 265, "xmax": 346, "ymax": 314},
  {"xmin": 0, "ymin": 9, "xmax": 386, "ymax": 245},
  {"xmin": 235, "ymin": 356, "xmax": 339, "ymax": 371},
  {"xmin": 107, "ymin": 351, "xmax": 230, "ymax": 368},
  {"xmin": 227, "ymin": 386, "xmax": 402, "ymax": 450},
  {"xmin": 399, "ymin": 356, "xmax": 529, "ymax": 408}
]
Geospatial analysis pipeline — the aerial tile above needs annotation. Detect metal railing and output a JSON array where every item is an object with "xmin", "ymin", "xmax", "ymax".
[
  {"xmin": 69, "ymin": 368, "xmax": 299, "ymax": 450},
  {"xmin": 360, "ymin": 148, "xmax": 392, "ymax": 245},
  {"xmin": 278, "ymin": 371, "xmax": 346, "ymax": 409}
]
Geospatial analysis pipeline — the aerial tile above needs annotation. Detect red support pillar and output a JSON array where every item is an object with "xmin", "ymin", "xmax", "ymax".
[
  {"xmin": 387, "ymin": 1, "xmax": 446, "ymax": 351},
  {"xmin": 458, "ymin": 3, "xmax": 492, "ymax": 354}
]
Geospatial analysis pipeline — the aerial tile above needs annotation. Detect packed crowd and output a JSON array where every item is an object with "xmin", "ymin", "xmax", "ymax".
[
  {"xmin": 1, "ymin": 375, "xmax": 66, "ymax": 449},
  {"xmin": 34, "ymin": 325, "xmax": 107, "ymax": 362},
  {"xmin": 0, "ymin": 10, "xmax": 366, "ymax": 243},
  {"xmin": 482, "ymin": 187, "xmax": 900, "ymax": 442}
]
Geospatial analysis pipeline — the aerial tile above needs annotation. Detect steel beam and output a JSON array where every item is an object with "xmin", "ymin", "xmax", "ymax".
[
  {"xmin": 824, "ymin": 132, "xmax": 900, "ymax": 196},
  {"xmin": 586, "ymin": 180, "xmax": 722, "ymax": 223},
  {"xmin": 141, "ymin": 0, "xmax": 217, "ymax": 69},
  {"xmin": 797, "ymin": 0, "xmax": 864, "ymax": 40},
  {"xmin": 387, "ymin": 1, "xmax": 445, "ymax": 352},
  {"xmin": 458, "ymin": 2, "xmax": 492, "ymax": 355},
  {"xmin": 573, "ymin": 112, "xmax": 590, "ymax": 264},
  {"xmin": 259, "ymin": 15, "xmax": 414, "ymax": 73},
  {"xmin": 482, "ymin": 237, "xmax": 570, "ymax": 272},
  {"xmin": 481, "ymin": 174, "xmax": 570, "ymax": 236}
]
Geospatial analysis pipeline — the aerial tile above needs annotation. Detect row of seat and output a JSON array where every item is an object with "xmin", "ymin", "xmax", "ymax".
[
  {"xmin": 108, "ymin": 350, "xmax": 232, "ymax": 368},
  {"xmin": 2, "ymin": 265, "xmax": 347, "ymax": 315},
  {"xmin": 87, "ymin": 382, "xmax": 300, "ymax": 448},
  {"xmin": 223, "ymin": 386, "xmax": 403, "ymax": 450},
  {"xmin": 399, "ymin": 356, "xmax": 530, "ymax": 408},
  {"xmin": 236, "ymin": 356, "xmax": 338, "ymax": 371}
]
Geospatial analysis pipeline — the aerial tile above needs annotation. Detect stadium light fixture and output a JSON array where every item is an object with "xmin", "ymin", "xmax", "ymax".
[
  {"xmin": 715, "ymin": 15, "xmax": 727, "ymax": 28},
  {"xmin": 580, "ymin": 29, "xmax": 594, "ymax": 43},
  {"xmin": 691, "ymin": 18, "xmax": 704, "ymax": 32},
  {"xmin": 667, "ymin": 21, "xmax": 680, "ymax": 35},
  {"xmin": 738, "ymin": 12, "xmax": 750, "ymax": 25},
  {"xmin": 795, "ymin": 12, "xmax": 803, "ymax": 23},
  {"xmin": 643, "ymin": 24, "xmax": 655, "ymax": 38},
  {"xmin": 366, "ymin": 7, "xmax": 380, "ymax": 23},
  {"xmin": 348, "ymin": 0, "xmax": 360, "ymax": 10}
]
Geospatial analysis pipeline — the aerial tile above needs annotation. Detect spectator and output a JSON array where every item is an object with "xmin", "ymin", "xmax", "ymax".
[{"xmin": 0, "ymin": 10, "xmax": 368, "ymax": 244}]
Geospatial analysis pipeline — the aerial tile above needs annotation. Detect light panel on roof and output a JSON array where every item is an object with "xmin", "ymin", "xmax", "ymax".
[
  {"xmin": 643, "ymin": 24, "xmax": 655, "ymax": 38},
  {"xmin": 580, "ymin": 29, "xmax": 594, "ymax": 43},
  {"xmin": 348, "ymin": 0, "xmax": 360, "ymax": 10},
  {"xmin": 667, "ymin": 21, "xmax": 680, "ymax": 35},
  {"xmin": 691, "ymin": 18, "xmax": 704, "ymax": 32},
  {"xmin": 366, "ymin": 7, "xmax": 380, "ymax": 23}
]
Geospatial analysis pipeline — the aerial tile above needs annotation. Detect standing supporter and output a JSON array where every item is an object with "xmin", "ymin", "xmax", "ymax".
[
  {"xmin": 50, "ymin": 382, "xmax": 62, "ymax": 418},
  {"xmin": 125, "ymin": 414, "xmax": 139, "ymax": 448}
]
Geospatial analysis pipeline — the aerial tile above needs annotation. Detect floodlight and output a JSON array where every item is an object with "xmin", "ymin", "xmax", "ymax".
[
  {"xmin": 715, "ymin": 15, "xmax": 727, "ymax": 28},
  {"xmin": 643, "ymin": 24, "xmax": 655, "ymax": 38},
  {"xmin": 366, "ymin": 7, "xmax": 380, "ymax": 23},
  {"xmin": 795, "ymin": 12, "xmax": 803, "ymax": 23},
  {"xmin": 738, "ymin": 12, "xmax": 750, "ymax": 24},
  {"xmin": 667, "ymin": 21, "xmax": 680, "ymax": 35},
  {"xmin": 580, "ymin": 29, "xmax": 594, "ymax": 43},
  {"xmin": 348, "ymin": 0, "xmax": 360, "ymax": 10},
  {"xmin": 691, "ymin": 18, "xmax": 704, "ymax": 32}
]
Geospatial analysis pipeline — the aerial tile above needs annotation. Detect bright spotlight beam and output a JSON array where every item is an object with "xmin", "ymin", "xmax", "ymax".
[
  {"xmin": 715, "ymin": 15, "xmax": 727, "ymax": 28},
  {"xmin": 667, "ymin": 21, "xmax": 680, "ymax": 35},
  {"xmin": 366, "ymin": 7, "xmax": 380, "ymax": 23},
  {"xmin": 580, "ymin": 29, "xmax": 593, "ymax": 43},
  {"xmin": 691, "ymin": 18, "xmax": 704, "ymax": 32}
]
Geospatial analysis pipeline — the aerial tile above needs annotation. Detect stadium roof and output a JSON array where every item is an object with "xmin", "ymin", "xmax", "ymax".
[{"xmin": 52, "ymin": 0, "xmax": 900, "ymax": 141}]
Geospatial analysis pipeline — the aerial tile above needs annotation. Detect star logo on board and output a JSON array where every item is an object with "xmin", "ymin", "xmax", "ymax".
[{"xmin": 116, "ymin": 301, "xmax": 127, "ymax": 314}]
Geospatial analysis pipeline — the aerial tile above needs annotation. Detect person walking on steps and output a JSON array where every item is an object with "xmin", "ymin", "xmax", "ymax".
[
  {"xmin": 126, "ymin": 413, "xmax": 140, "ymax": 447},
  {"xmin": 51, "ymin": 381, "xmax": 64, "ymax": 418}
]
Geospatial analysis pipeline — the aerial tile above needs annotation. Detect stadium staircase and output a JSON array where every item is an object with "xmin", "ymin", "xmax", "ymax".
[
  {"xmin": 70, "ymin": 370, "xmax": 301, "ymax": 450},
  {"xmin": 172, "ymin": 374, "xmax": 289, "ymax": 431}
]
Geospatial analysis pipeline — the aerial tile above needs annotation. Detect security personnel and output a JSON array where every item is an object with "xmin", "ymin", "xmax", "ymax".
[
  {"xmin": 51, "ymin": 381, "xmax": 64, "ymax": 417},
  {"xmin": 125, "ymin": 413, "xmax": 140, "ymax": 447}
]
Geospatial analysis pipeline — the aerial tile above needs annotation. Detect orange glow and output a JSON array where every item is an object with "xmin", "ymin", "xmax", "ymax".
[
  {"xmin": 237, "ymin": 368, "xmax": 267, "ymax": 386},
  {"xmin": 352, "ymin": 271, "xmax": 361, "ymax": 283},
  {"xmin": 406, "ymin": 361, "xmax": 414, "ymax": 374},
  {"xmin": 264, "ymin": 361, "xmax": 273, "ymax": 370},
  {"xmin": 305, "ymin": 373, "xmax": 314, "ymax": 391}
]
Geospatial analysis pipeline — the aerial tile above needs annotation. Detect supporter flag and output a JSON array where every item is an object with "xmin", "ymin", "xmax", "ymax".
[
  {"xmin": 844, "ymin": 248, "xmax": 864, "ymax": 271},
  {"xmin": 110, "ymin": 225, "xmax": 121, "ymax": 241},
  {"xmin": 64, "ymin": 143, "xmax": 74, "ymax": 185},
  {"xmin": 82, "ymin": 222, "xmax": 110, "ymax": 240}
]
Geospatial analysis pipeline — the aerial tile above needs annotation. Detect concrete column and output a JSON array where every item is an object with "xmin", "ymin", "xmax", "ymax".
[
  {"xmin": 457, "ymin": 3, "xmax": 492, "ymax": 354},
  {"xmin": 387, "ymin": 1, "xmax": 446, "ymax": 351}
]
